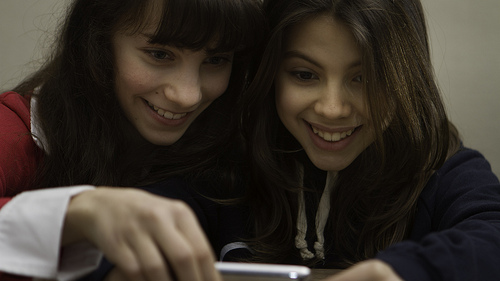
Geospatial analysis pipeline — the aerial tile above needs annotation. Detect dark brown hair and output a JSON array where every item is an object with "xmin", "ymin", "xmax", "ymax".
[
  {"xmin": 241, "ymin": 0, "xmax": 460, "ymax": 267},
  {"xmin": 14, "ymin": 0, "xmax": 265, "ymax": 188}
]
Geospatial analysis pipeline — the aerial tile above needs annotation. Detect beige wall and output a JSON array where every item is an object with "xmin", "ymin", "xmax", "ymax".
[
  {"xmin": 0, "ymin": 0, "xmax": 69, "ymax": 89},
  {"xmin": 422, "ymin": 0, "xmax": 500, "ymax": 176},
  {"xmin": 1, "ymin": 0, "xmax": 499, "ymax": 176}
]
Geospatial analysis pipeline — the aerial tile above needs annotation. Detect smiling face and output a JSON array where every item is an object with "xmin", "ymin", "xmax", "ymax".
[
  {"xmin": 275, "ymin": 15, "xmax": 375, "ymax": 171},
  {"xmin": 112, "ymin": 27, "xmax": 234, "ymax": 146}
]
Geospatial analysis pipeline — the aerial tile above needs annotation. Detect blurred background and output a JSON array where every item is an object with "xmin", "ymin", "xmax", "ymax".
[{"xmin": 1, "ymin": 0, "xmax": 499, "ymax": 176}]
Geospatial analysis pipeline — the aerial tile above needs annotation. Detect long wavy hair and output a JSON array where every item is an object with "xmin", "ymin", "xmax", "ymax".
[
  {"xmin": 241, "ymin": 0, "xmax": 460, "ymax": 267},
  {"xmin": 14, "ymin": 0, "xmax": 265, "ymax": 189}
]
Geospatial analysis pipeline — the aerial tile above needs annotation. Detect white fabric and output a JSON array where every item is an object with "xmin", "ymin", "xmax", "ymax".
[
  {"xmin": 313, "ymin": 171, "xmax": 336, "ymax": 259},
  {"xmin": 58, "ymin": 240, "xmax": 103, "ymax": 281},
  {"xmin": 294, "ymin": 165, "xmax": 315, "ymax": 260},
  {"xmin": 0, "ymin": 186, "xmax": 102, "ymax": 280},
  {"xmin": 219, "ymin": 242, "xmax": 251, "ymax": 261},
  {"xmin": 30, "ymin": 95, "xmax": 47, "ymax": 152},
  {"xmin": 294, "ymin": 165, "xmax": 336, "ymax": 261},
  {"xmin": 295, "ymin": 188, "xmax": 315, "ymax": 260}
]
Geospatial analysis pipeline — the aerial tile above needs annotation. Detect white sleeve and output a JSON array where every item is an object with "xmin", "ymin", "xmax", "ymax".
[{"xmin": 0, "ymin": 186, "xmax": 103, "ymax": 281}]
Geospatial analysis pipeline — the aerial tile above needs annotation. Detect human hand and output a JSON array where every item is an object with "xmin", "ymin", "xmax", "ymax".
[
  {"xmin": 322, "ymin": 260, "xmax": 403, "ymax": 281},
  {"xmin": 63, "ymin": 187, "xmax": 221, "ymax": 281},
  {"xmin": 103, "ymin": 268, "xmax": 125, "ymax": 281}
]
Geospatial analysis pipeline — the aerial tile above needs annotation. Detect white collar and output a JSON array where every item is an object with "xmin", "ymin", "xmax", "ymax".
[{"xmin": 30, "ymin": 96, "xmax": 48, "ymax": 153}]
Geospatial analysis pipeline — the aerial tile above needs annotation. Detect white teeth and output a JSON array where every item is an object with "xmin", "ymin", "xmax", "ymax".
[
  {"xmin": 311, "ymin": 126, "xmax": 354, "ymax": 142},
  {"xmin": 164, "ymin": 111, "xmax": 173, "ymax": 119},
  {"xmin": 147, "ymin": 101, "xmax": 187, "ymax": 120}
]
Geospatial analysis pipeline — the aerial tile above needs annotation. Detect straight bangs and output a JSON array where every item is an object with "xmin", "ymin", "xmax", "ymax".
[{"xmin": 121, "ymin": 0, "xmax": 263, "ymax": 54}]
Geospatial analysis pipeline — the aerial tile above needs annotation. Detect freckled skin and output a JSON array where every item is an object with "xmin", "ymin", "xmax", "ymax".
[{"xmin": 113, "ymin": 30, "xmax": 233, "ymax": 146}]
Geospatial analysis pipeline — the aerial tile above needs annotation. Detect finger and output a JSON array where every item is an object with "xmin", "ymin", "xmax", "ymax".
[
  {"xmin": 104, "ymin": 268, "xmax": 127, "ymax": 281},
  {"xmin": 174, "ymin": 212, "xmax": 221, "ymax": 281},
  {"xmin": 156, "ymin": 223, "xmax": 203, "ymax": 280},
  {"xmin": 170, "ymin": 201, "xmax": 220, "ymax": 281},
  {"xmin": 153, "ymin": 201, "xmax": 216, "ymax": 281},
  {"xmin": 104, "ymin": 244, "xmax": 147, "ymax": 281},
  {"xmin": 127, "ymin": 231, "xmax": 173, "ymax": 281}
]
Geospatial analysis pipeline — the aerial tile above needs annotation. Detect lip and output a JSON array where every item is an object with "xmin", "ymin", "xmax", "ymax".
[
  {"xmin": 305, "ymin": 120, "xmax": 361, "ymax": 151},
  {"xmin": 143, "ymin": 99, "xmax": 191, "ymax": 126}
]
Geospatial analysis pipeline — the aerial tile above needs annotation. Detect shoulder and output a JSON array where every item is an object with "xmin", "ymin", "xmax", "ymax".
[
  {"xmin": 437, "ymin": 147, "xmax": 496, "ymax": 178},
  {"xmin": 417, "ymin": 147, "xmax": 500, "ymax": 229},
  {"xmin": 0, "ymin": 91, "xmax": 41, "ymax": 196},
  {"xmin": 425, "ymin": 147, "xmax": 499, "ymax": 196},
  {"xmin": 0, "ymin": 91, "xmax": 33, "ymax": 144},
  {"xmin": 384, "ymin": 148, "xmax": 500, "ymax": 280},
  {"xmin": 0, "ymin": 91, "xmax": 31, "ymax": 127}
]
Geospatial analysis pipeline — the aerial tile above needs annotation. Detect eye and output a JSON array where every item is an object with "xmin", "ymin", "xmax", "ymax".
[
  {"xmin": 145, "ymin": 50, "xmax": 172, "ymax": 61},
  {"xmin": 291, "ymin": 71, "xmax": 318, "ymax": 81},
  {"xmin": 352, "ymin": 75, "xmax": 363, "ymax": 83},
  {"xmin": 205, "ymin": 55, "xmax": 232, "ymax": 66}
]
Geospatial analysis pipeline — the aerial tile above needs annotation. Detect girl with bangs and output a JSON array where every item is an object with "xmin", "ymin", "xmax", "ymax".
[
  {"xmin": 240, "ymin": 0, "xmax": 500, "ymax": 280},
  {"xmin": 0, "ymin": 0, "xmax": 265, "ymax": 280}
]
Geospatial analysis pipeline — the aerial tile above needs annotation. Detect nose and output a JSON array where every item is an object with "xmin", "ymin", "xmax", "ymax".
[
  {"xmin": 161, "ymin": 67, "xmax": 202, "ymax": 110},
  {"xmin": 314, "ymin": 82, "xmax": 352, "ymax": 119}
]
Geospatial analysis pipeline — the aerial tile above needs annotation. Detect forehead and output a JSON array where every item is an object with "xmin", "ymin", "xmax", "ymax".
[
  {"xmin": 285, "ymin": 15, "xmax": 357, "ymax": 50},
  {"xmin": 283, "ymin": 15, "xmax": 361, "ymax": 66}
]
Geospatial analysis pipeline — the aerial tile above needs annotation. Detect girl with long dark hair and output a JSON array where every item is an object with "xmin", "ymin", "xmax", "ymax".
[
  {"xmin": 0, "ymin": 0, "xmax": 265, "ymax": 280},
  {"xmin": 241, "ymin": 0, "xmax": 500, "ymax": 279}
]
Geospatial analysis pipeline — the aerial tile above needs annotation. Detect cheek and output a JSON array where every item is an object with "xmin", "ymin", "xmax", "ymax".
[
  {"xmin": 203, "ymin": 68, "xmax": 232, "ymax": 100},
  {"xmin": 355, "ymin": 98, "xmax": 369, "ymax": 119},
  {"xmin": 115, "ymin": 55, "xmax": 156, "ymax": 94},
  {"xmin": 275, "ymin": 77, "xmax": 293, "ymax": 124},
  {"xmin": 116, "ymin": 68, "xmax": 152, "ymax": 93},
  {"xmin": 275, "ymin": 76, "xmax": 303, "ymax": 121}
]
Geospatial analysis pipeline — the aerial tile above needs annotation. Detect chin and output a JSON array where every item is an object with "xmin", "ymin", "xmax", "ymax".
[
  {"xmin": 144, "ymin": 135, "xmax": 181, "ymax": 146},
  {"xmin": 317, "ymin": 165, "xmax": 346, "ymax": 172},
  {"xmin": 309, "ymin": 158, "xmax": 349, "ymax": 172}
]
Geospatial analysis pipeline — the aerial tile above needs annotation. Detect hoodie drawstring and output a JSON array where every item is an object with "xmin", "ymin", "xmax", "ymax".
[{"xmin": 295, "ymin": 169, "xmax": 337, "ymax": 260}]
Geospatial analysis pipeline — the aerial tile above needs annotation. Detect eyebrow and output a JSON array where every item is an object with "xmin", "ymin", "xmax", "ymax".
[
  {"xmin": 282, "ymin": 50, "xmax": 362, "ymax": 70},
  {"xmin": 138, "ymin": 32, "xmax": 229, "ymax": 54},
  {"xmin": 283, "ymin": 50, "xmax": 322, "ymax": 68},
  {"xmin": 140, "ymin": 32, "xmax": 159, "ymax": 43}
]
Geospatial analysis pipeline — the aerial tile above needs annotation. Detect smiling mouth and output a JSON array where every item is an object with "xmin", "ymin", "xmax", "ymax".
[
  {"xmin": 311, "ymin": 125, "xmax": 357, "ymax": 142},
  {"xmin": 147, "ymin": 101, "xmax": 187, "ymax": 120}
]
